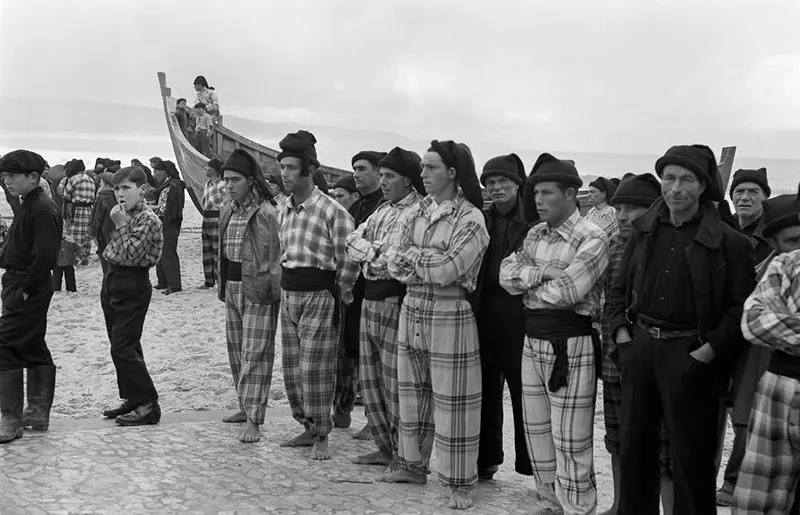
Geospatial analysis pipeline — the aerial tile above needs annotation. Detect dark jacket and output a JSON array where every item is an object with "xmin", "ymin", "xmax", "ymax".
[
  {"xmin": 607, "ymin": 198, "xmax": 756, "ymax": 363},
  {"xmin": 349, "ymin": 188, "xmax": 385, "ymax": 227},
  {"xmin": 163, "ymin": 177, "xmax": 186, "ymax": 222},
  {"xmin": 89, "ymin": 189, "xmax": 117, "ymax": 255}
]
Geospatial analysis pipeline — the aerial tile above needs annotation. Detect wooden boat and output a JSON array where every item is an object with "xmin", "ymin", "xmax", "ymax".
[{"xmin": 157, "ymin": 72, "xmax": 352, "ymax": 213}]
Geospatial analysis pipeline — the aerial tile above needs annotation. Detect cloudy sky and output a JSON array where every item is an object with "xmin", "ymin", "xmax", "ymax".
[{"xmin": 1, "ymin": 0, "xmax": 799, "ymax": 158}]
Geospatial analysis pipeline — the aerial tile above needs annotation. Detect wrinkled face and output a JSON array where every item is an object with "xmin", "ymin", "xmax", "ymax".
[
  {"xmin": 588, "ymin": 186, "xmax": 607, "ymax": 207},
  {"xmin": 661, "ymin": 165, "xmax": 706, "ymax": 214},
  {"xmin": 279, "ymin": 157, "xmax": 305, "ymax": 194},
  {"xmin": 421, "ymin": 151, "xmax": 455, "ymax": 197},
  {"xmin": 379, "ymin": 167, "xmax": 412, "ymax": 203},
  {"xmin": 353, "ymin": 159, "xmax": 380, "ymax": 194},
  {"xmin": 2, "ymin": 172, "xmax": 39, "ymax": 197},
  {"xmin": 485, "ymin": 176, "xmax": 519, "ymax": 206},
  {"xmin": 615, "ymin": 203, "xmax": 650, "ymax": 239},
  {"xmin": 732, "ymin": 181, "xmax": 766, "ymax": 220},
  {"xmin": 331, "ymin": 187, "xmax": 359, "ymax": 210},
  {"xmin": 114, "ymin": 179, "xmax": 144, "ymax": 208},
  {"xmin": 224, "ymin": 169, "xmax": 252, "ymax": 202},
  {"xmin": 771, "ymin": 225, "xmax": 800, "ymax": 254},
  {"xmin": 534, "ymin": 181, "xmax": 575, "ymax": 224}
]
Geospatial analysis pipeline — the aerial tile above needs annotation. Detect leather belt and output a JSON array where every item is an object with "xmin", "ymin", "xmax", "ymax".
[{"xmin": 636, "ymin": 319, "xmax": 699, "ymax": 340}]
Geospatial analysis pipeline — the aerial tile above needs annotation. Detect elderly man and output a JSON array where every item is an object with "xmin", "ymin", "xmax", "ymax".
[
  {"xmin": 729, "ymin": 167, "xmax": 772, "ymax": 263},
  {"xmin": 500, "ymin": 153, "xmax": 609, "ymax": 514},
  {"xmin": 331, "ymin": 176, "xmax": 360, "ymax": 212},
  {"xmin": 585, "ymin": 176, "xmax": 619, "ymax": 238},
  {"xmin": 608, "ymin": 145, "xmax": 755, "ymax": 514}
]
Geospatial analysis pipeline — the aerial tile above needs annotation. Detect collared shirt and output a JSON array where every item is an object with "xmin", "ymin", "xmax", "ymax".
[
  {"xmin": 102, "ymin": 200, "xmax": 163, "ymax": 267},
  {"xmin": 742, "ymin": 249, "xmax": 800, "ymax": 356},
  {"xmin": 346, "ymin": 190, "xmax": 421, "ymax": 281},
  {"xmin": 194, "ymin": 111, "xmax": 213, "ymax": 132},
  {"xmin": 601, "ymin": 233, "xmax": 628, "ymax": 382},
  {"xmin": 224, "ymin": 193, "xmax": 258, "ymax": 263},
  {"xmin": 585, "ymin": 203, "xmax": 619, "ymax": 239},
  {"xmin": 63, "ymin": 172, "xmax": 96, "ymax": 204},
  {"xmin": 201, "ymin": 177, "xmax": 226, "ymax": 211},
  {"xmin": 500, "ymin": 209, "xmax": 609, "ymax": 316},
  {"xmin": 278, "ymin": 186, "xmax": 359, "ymax": 304},
  {"xmin": 386, "ymin": 190, "xmax": 489, "ymax": 292}
]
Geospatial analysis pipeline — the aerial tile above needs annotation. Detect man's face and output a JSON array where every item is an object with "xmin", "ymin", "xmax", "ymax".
[
  {"xmin": 353, "ymin": 159, "xmax": 380, "ymax": 194},
  {"xmin": 615, "ymin": 203, "xmax": 650, "ymax": 239},
  {"xmin": 114, "ymin": 179, "xmax": 144, "ymax": 208},
  {"xmin": 770, "ymin": 225, "xmax": 800, "ymax": 254},
  {"xmin": 331, "ymin": 187, "xmax": 359, "ymax": 210},
  {"xmin": 279, "ymin": 157, "xmax": 305, "ymax": 194},
  {"xmin": 588, "ymin": 186, "xmax": 607, "ymax": 207},
  {"xmin": 732, "ymin": 182, "xmax": 766, "ymax": 220},
  {"xmin": 224, "ymin": 170, "xmax": 252, "ymax": 202},
  {"xmin": 2, "ymin": 172, "xmax": 39, "ymax": 197},
  {"xmin": 661, "ymin": 165, "xmax": 706, "ymax": 214},
  {"xmin": 534, "ymin": 181, "xmax": 574, "ymax": 225},
  {"xmin": 485, "ymin": 176, "xmax": 519, "ymax": 206},
  {"xmin": 421, "ymin": 151, "xmax": 454, "ymax": 197},
  {"xmin": 379, "ymin": 167, "xmax": 411, "ymax": 203}
]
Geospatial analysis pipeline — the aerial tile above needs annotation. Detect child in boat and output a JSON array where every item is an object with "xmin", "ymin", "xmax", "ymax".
[{"xmin": 193, "ymin": 103, "xmax": 213, "ymax": 157}]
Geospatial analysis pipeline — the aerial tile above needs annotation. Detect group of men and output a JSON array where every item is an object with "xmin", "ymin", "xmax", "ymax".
[{"xmin": 1, "ymin": 134, "xmax": 799, "ymax": 513}]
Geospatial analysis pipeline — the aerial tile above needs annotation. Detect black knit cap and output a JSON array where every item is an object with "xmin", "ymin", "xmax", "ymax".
[
  {"xmin": 351, "ymin": 151, "xmax": 387, "ymax": 169},
  {"xmin": 730, "ymin": 168, "xmax": 771, "ymax": 198},
  {"xmin": 221, "ymin": 149, "xmax": 273, "ymax": 199},
  {"xmin": 95, "ymin": 157, "xmax": 105, "ymax": 169},
  {"xmin": 589, "ymin": 176, "xmax": 617, "ymax": 200},
  {"xmin": 480, "ymin": 153, "xmax": 526, "ymax": 186},
  {"xmin": 654, "ymin": 144, "xmax": 723, "ymax": 201},
  {"xmin": 277, "ymin": 130, "xmax": 320, "ymax": 168},
  {"xmin": 611, "ymin": 173, "xmax": 661, "ymax": 207},
  {"xmin": 379, "ymin": 147, "xmax": 424, "ymax": 194},
  {"xmin": 207, "ymin": 158, "xmax": 223, "ymax": 173},
  {"xmin": 428, "ymin": 140, "xmax": 483, "ymax": 209},
  {"xmin": 194, "ymin": 75, "xmax": 209, "ymax": 88},
  {"xmin": 333, "ymin": 176, "xmax": 358, "ymax": 193},
  {"xmin": 0, "ymin": 149, "xmax": 47, "ymax": 175},
  {"xmin": 760, "ymin": 189, "xmax": 800, "ymax": 238},
  {"xmin": 65, "ymin": 159, "xmax": 86, "ymax": 177},
  {"xmin": 527, "ymin": 152, "xmax": 583, "ymax": 188}
]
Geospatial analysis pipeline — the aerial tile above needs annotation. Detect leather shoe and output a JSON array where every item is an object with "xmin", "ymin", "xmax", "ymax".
[
  {"xmin": 479, "ymin": 465, "xmax": 498, "ymax": 481},
  {"xmin": 103, "ymin": 399, "xmax": 137, "ymax": 419},
  {"xmin": 154, "ymin": 284, "xmax": 167, "ymax": 290},
  {"xmin": 116, "ymin": 400, "xmax": 161, "ymax": 426},
  {"xmin": 162, "ymin": 288, "xmax": 181, "ymax": 296}
]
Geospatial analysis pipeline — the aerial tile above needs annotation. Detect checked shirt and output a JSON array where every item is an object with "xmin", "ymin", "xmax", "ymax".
[{"xmin": 102, "ymin": 200, "xmax": 163, "ymax": 268}]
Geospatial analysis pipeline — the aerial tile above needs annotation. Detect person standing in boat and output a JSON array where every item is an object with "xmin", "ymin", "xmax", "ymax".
[
  {"xmin": 152, "ymin": 160, "xmax": 185, "ymax": 295},
  {"xmin": 199, "ymin": 158, "xmax": 226, "ymax": 289},
  {"xmin": 193, "ymin": 76, "xmax": 220, "ymax": 125}
]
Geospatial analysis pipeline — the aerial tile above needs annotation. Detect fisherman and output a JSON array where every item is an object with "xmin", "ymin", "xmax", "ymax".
[
  {"xmin": 732, "ymin": 185, "xmax": 800, "ymax": 514},
  {"xmin": 276, "ymin": 130, "xmax": 359, "ymax": 461},
  {"xmin": 100, "ymin": 166, "xmax": 163, "ymax": 426},
  {"xmin": 200, "ymin": 158, "xmax": 226, "ymax": 289},
  {"xmin": 89, "ymin": 172, "xmax": 118, "ymax": 276},
  {"xmin": 59, "ymin": 159, "xmax": 96, "ymax": 266},
  {"xmin": 380, "ymin": 140, "xmax": 488, "ymax": 511},
  {"xmin": 499, "ymin": 153, "xmax": 609, "ymax": 514},
  {"xmin": 346, "ymin": 147, "xmax": 423, "ymax": 467},
  {"xmin": 473, "ymin": 153, "xmax": 533, "ymax": 481},
  {"xmin": 152, "ymin": 160, "xmax": 185, "ymax": 295},
  {"xmin": 0, "ymin": 150, "xmax": 62, "ymax": 444},
  {"xmin": 607, "ymin": 145, "xmax": 755, "ymax": 513},
  {"xmin": 331, "ymin": 176, "xmax": 360, "ymax": 211},
  {"xmin": 217, "ymin": 149, "xmax": 282, "ymax": 443},
  {"xmin": 729, "ymin": 167, "xmax": 773, "ymax": 264},
  {"xmin": 585, "ymin": 176, "xmax": 619, "ymax": 238}
]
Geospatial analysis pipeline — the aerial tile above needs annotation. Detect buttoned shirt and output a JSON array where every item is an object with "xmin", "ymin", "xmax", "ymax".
[
  {"xmin": 346, "ymin": 191, "xmax": 421, "ymax": 281},
  {"xmin": 201, "ymin": 177, "xmax": 226, "ymax": 212},
  {"xmin": 585, "ymin": 203, "xmax": 619, "ymax": 239},
  {"xmin": 500, "ymin": 209, "xmax": 609, "ymax": 316},
  {"xmin": 224, "ymin": 193, "xmax": 257, "ymax": 263},
  {"xmin": 102, "ymin": 200, "xmax": 163, "ymax": 267},
  {"xmin": 601, "ymin": 233, "xmax": 628, "ymax": 382}
]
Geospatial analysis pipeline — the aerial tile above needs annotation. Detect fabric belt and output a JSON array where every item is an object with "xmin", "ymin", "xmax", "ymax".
[
  {"xmin": 364, "ymin": 279, "xmax": 406, "ymax": 301},
  {"xmin": 768, "ymin": 351, "xmax": 800, "ymax": 381},
  {"xmin": 636, "ymin": 319, "xmax": 700, "ymax": 340},
  {"xmin": 108, "ymin": 264, "xmax": 149, "ymax": 274},
  {"xmin": 203, "ymin": 209, "xmax": 220, "ymax": 217},
  {"xmin": 227, "ymin": 260, "xmax": 242, "ymax": 281},
  {"xmin": 73, "ymin": 201, "xmax": 94, "ymax": 207},
  {"xmin": 281, "ymin": 267, "xmax": 339, "ymax": 325}
]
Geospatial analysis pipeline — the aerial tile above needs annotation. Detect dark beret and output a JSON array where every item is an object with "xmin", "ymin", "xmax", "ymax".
[
  {"xmin": 351, "ymin": 151, "xmax": 387, "ymax": 168},
  {"xmin": 730, "ymin": 168, "xmax": 771, "ymax": 198},
  {"xmin": 277, "ymin": 130, "xmax": 320, "ymax": 168},
  {"xmin": 333, "ymin": 176, "xmax": 358, "ymax": 193},
  {"xmin": 481, "ymin": 153, "xmax": 526, "ymax": 186},
  {"xmin": 654, "ymin": 144, "xmax": 723, "ymax": 201},
  {"xmin": 0, "ymin": 149, "xmax": 47, "ymax": 175},
  {"xmin": 379, "ymin": 147, "xmax": 424, "ymax": 194},
  {"xmin": 527, "ymin": 152, "xmax": 582, "ymax": 188}
]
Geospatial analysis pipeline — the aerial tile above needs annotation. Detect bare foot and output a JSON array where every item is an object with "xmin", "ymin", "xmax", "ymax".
[
  {"xmin": 383, "ymin": 453, "xmax": 400, "ymax": 473},
  {"xmin": 352, "ymin": 450, "xmax": 392, "ymax": 465},
  {"xmin": 280, "ymin": 430, "xmax": 314, "ymax": 447},
  {"xmin": 311, "ymin": 437, "xmax": 331, "ymax": 461},
  {"xmin": 378, "ymin": 468, "xmax": 427, "ymax": 484},
  {"xmin": 448, "ymin": 487, "xmax": 474, "ymax": 510},
  {"xmin": 238, "ymin": 421, "xmax": 261, "ymax": 443},
  {"xmin": 352, "ymin": 423, "xmax": 372, "ymax": 440},
  {"xmin": 222, "ymin": 410, "xmax": 247, "ymax": 423}
]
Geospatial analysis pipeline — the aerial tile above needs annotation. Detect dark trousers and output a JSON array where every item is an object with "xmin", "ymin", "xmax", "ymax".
[
  {"xmin": 193, "ymin": 131, "xmax": 210, "ymax": 157},
  {"xmin": 476, "ymin": 294, "xmax": 533, "ymax": 475},
  {"xmin": 0, "ymin": 272, "xmax": 54, "ymax": 371},
  {"xmin": 101, "ymin": 266, "xmax": 158, "ymax": 405},
  {"xmin": 722, "ymin": 422, "xmax": 748, "ymax": 485},
  {"xmin": 99, "ymin": 256, "xmax": 109, "ymax": 277},
  {"xmin": 333, "ymin": 287, "xmax": 364, "ymax": 414},
  {"xmin": 619, "ymin": 327, "xmax": 723, "ymax": 515},
  {"xmin": 156, "ymin": 219, "xmax": 182, "ymax": 291},
  {"xmin": 53, "ymin": 265, "xmax": 76, "ymax": 292}
]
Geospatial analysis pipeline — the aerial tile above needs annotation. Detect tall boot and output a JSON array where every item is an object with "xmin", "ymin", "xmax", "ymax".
[
  {"xmin": 23, "ymin": 364, "xmax": 56, "ymax": 430},
  {"xmin": 0, "ymin": 369, "xmax": 25, "ymax": 443}
]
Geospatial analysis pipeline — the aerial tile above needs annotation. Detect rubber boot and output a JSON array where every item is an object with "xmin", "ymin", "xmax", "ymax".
[
  {"xmin": 22, "ymin": 364, "xmax": 56, "ymax": 430},
  {"xmin": 0, "ymin": 369, "xmax": 25, "ymax": 443}
]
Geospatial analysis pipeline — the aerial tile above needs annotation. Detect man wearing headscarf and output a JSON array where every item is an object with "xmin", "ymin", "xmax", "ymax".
[
  {"xmin": 59, "ymin": 159, "xmax": 96, "ymax": 266},
  {"xmin": 276, "ymin": 130, "xmax": 360, "ymax": 461},
  {"xmin": 380, "ymin": 140, "xmax": 488, "ymax": 511},
  {"xmin": 346, "ymin": 147, "xmax": 423, "ymax": 468},
  {"xmin": 199, "ymin": 158, "xmax": 226, "ymax": 289},
  {"xmin": 585, "ymin": 176, "xmax": 619, "ymax": 238},
  {"xmin": 500, "ymin": 153, "xmax": 609, "ymax": 514},
  {"xmin": 152, "ymin": 160, "xmax": 185, "ymax": 295}
]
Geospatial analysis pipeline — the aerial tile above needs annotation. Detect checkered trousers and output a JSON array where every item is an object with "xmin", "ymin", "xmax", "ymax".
[
  {"xmin": 280, "ymin": 289, "xmax": 340, "ymax": 438},
  {"xmin": 225, "ymin": 280, "xmax": 279, "ymax": 425},
  {"xmin": 396, "ymin": 285, "xmax": 482, "ymax": 488},
  {"xmin": 732, "ymin": 371, "xmax": 800, "ymax": 514},
  {"xmin": 522, "ymin": 335, "xmax": 597, "ymax": 514},
  {"xmin": 67, "ymin": 206, "xmax": 93, "ymax": 261},
  {"xmin": 603, "ymin": 380, "xmax": 622, "ymax": 455},
  {"xmin": 359, "ymin": 298, "xmax": 402, "ymax": 454},
  {"xmin": 201, "ymin": 214, "xmax": 220, "ymax": 285}
]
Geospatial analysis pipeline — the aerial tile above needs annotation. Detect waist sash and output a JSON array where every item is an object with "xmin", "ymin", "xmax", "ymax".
[
  {"xmin": 281, "ymin": 267, "xmax": 339, "ymax": 325},
  {"xmin": 364, "ymin": 279, "xmax": 406, "ymax": 301},
  {"xmin": 768, "ymin": 351, "xmax": 800, "ymax": 381},
  {"xmin": 227, "ymin": 260, "xmax": 242, "ymax": 281}
]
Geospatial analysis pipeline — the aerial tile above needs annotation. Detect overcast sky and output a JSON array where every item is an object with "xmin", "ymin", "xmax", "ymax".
[{"xmin": 1, "ymin": 0, "xmax": 799, "ymax": 158}]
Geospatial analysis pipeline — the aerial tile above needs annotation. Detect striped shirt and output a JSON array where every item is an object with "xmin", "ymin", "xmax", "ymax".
[
  {"xmin": 742, "ymin": 249, "xmax": 800, "ymax": 355},
  {"xmin": 601, "ymin": 233, "xmax": 628, "ymax": 382},
  {"xmin": 278, "ymin": 186, "xmax": 359, "ymax": 304},
  {"xmin": 201, "ymin": 178, "xmax": 226, "ymax": 211},
  {"xmin": 63, "ymin": 173, "xmax": 96, "ymax": 204},
  {"xmin": 102, "ymin": 200, "xmax": 163, "ymax": 267},
  {"xmin": 500, "ymin": 209, "xmax": 609, "ymax": 316},
  {"xmin": 386, "ymin": 191, "xmax": 489, "ymax": 292},
  {"xmin": 585, "ymin": 203, "xmax": 619, "ymax": 239},
  {"xmin": 346, "ymin": 190, "xmax": 422, "ymax": 281},
  {"xmin": 224, "ymin": 193, "xmax": 257, "ymax": 263}
]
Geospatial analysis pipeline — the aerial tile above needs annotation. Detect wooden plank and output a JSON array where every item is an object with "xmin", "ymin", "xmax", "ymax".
[{"xmin": 718, "ymin": 146, "xmax": 736, "ymax": 193}]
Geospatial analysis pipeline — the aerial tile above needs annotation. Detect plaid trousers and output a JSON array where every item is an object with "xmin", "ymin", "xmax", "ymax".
[
  {"xmin": 733, "ymin": 371, "xmax": 800, "ymax": 514},
  {"xmin": 201, "ymin": 214, "xmax": 220, "ymax": 285},
  {"xmin": 280, "ymin": 289, "xmax": 339, "ymax": 438},
  {"xmin": 68, "ymin": 206, "xmax": 93, "ymax": 261},
  {"xmin": 359, "ymin": 298, "xmax": 402, "ymax": 454},
  {"xmin": 603, "ymin": 379, "xmax": 622, "ymax": 456},
  {"xmin": 522, "ymin": 335, "xmax": 597, "ymax": 515},
  {"xmin": 225, "ymin": 280, "xmax": 279, "ymax": 425},
  {"xmin": 396, "ymin": 285, "xmax": 482, "ymax": 489}
]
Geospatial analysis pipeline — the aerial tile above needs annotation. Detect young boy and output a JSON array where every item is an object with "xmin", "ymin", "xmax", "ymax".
[
  {"xmin": 53, "ymin": 234, "xmax": 78, "ymax": 292},
  {"xmin": 193, "ymin": 103, "xmax": 213, "ymax": 157},
  {"xmin": 175, "ymin": 98, "xmax": 193, "ymax": 141},
  {"xmin": 100, "ymin": 166, "xmax": 163, "ymax": 426}
]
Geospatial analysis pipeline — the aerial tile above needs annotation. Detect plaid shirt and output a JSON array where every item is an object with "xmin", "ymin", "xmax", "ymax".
[
  {"xmin": 386, "ymin": 191, "xmax": 489, "ymax": 292},
  {"xmin": 585, "ymin": 204, "xmax": 619, "ymax": 239},
  {"xmin": 201, "ymin": 177, "xmax": 226, "ymax": 211},
  {"xmin": 346, "ymin": 190, "xmax": 421, "ymax": 281},
  {"xmin": 223, "ymin": 193, "xmax": 257, "ymax": 263},
  {"xmin": 741, "ymin": 249, "xmax": 800, "ymax": 356},
  {"xmin": 601, "ymin": 233, "xmax": 628, "ymax": 381},
  {"xmin": 63, "ymin": 173, "xmax": 96, "ymax": 204},
  {"xmin": 500, "ymin": 209, "xmax": 609, "ymax": 316},
  {"xmin": 279, "ymin": 187, "xmax": 359, "ymax": 304},
  {"xmin": 102, "ymin": 200, "xmax": 163, "ymax": 267},
  {"xmin": 39, "ymin": 178, "xmax": 52, "ymax": 199}
]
